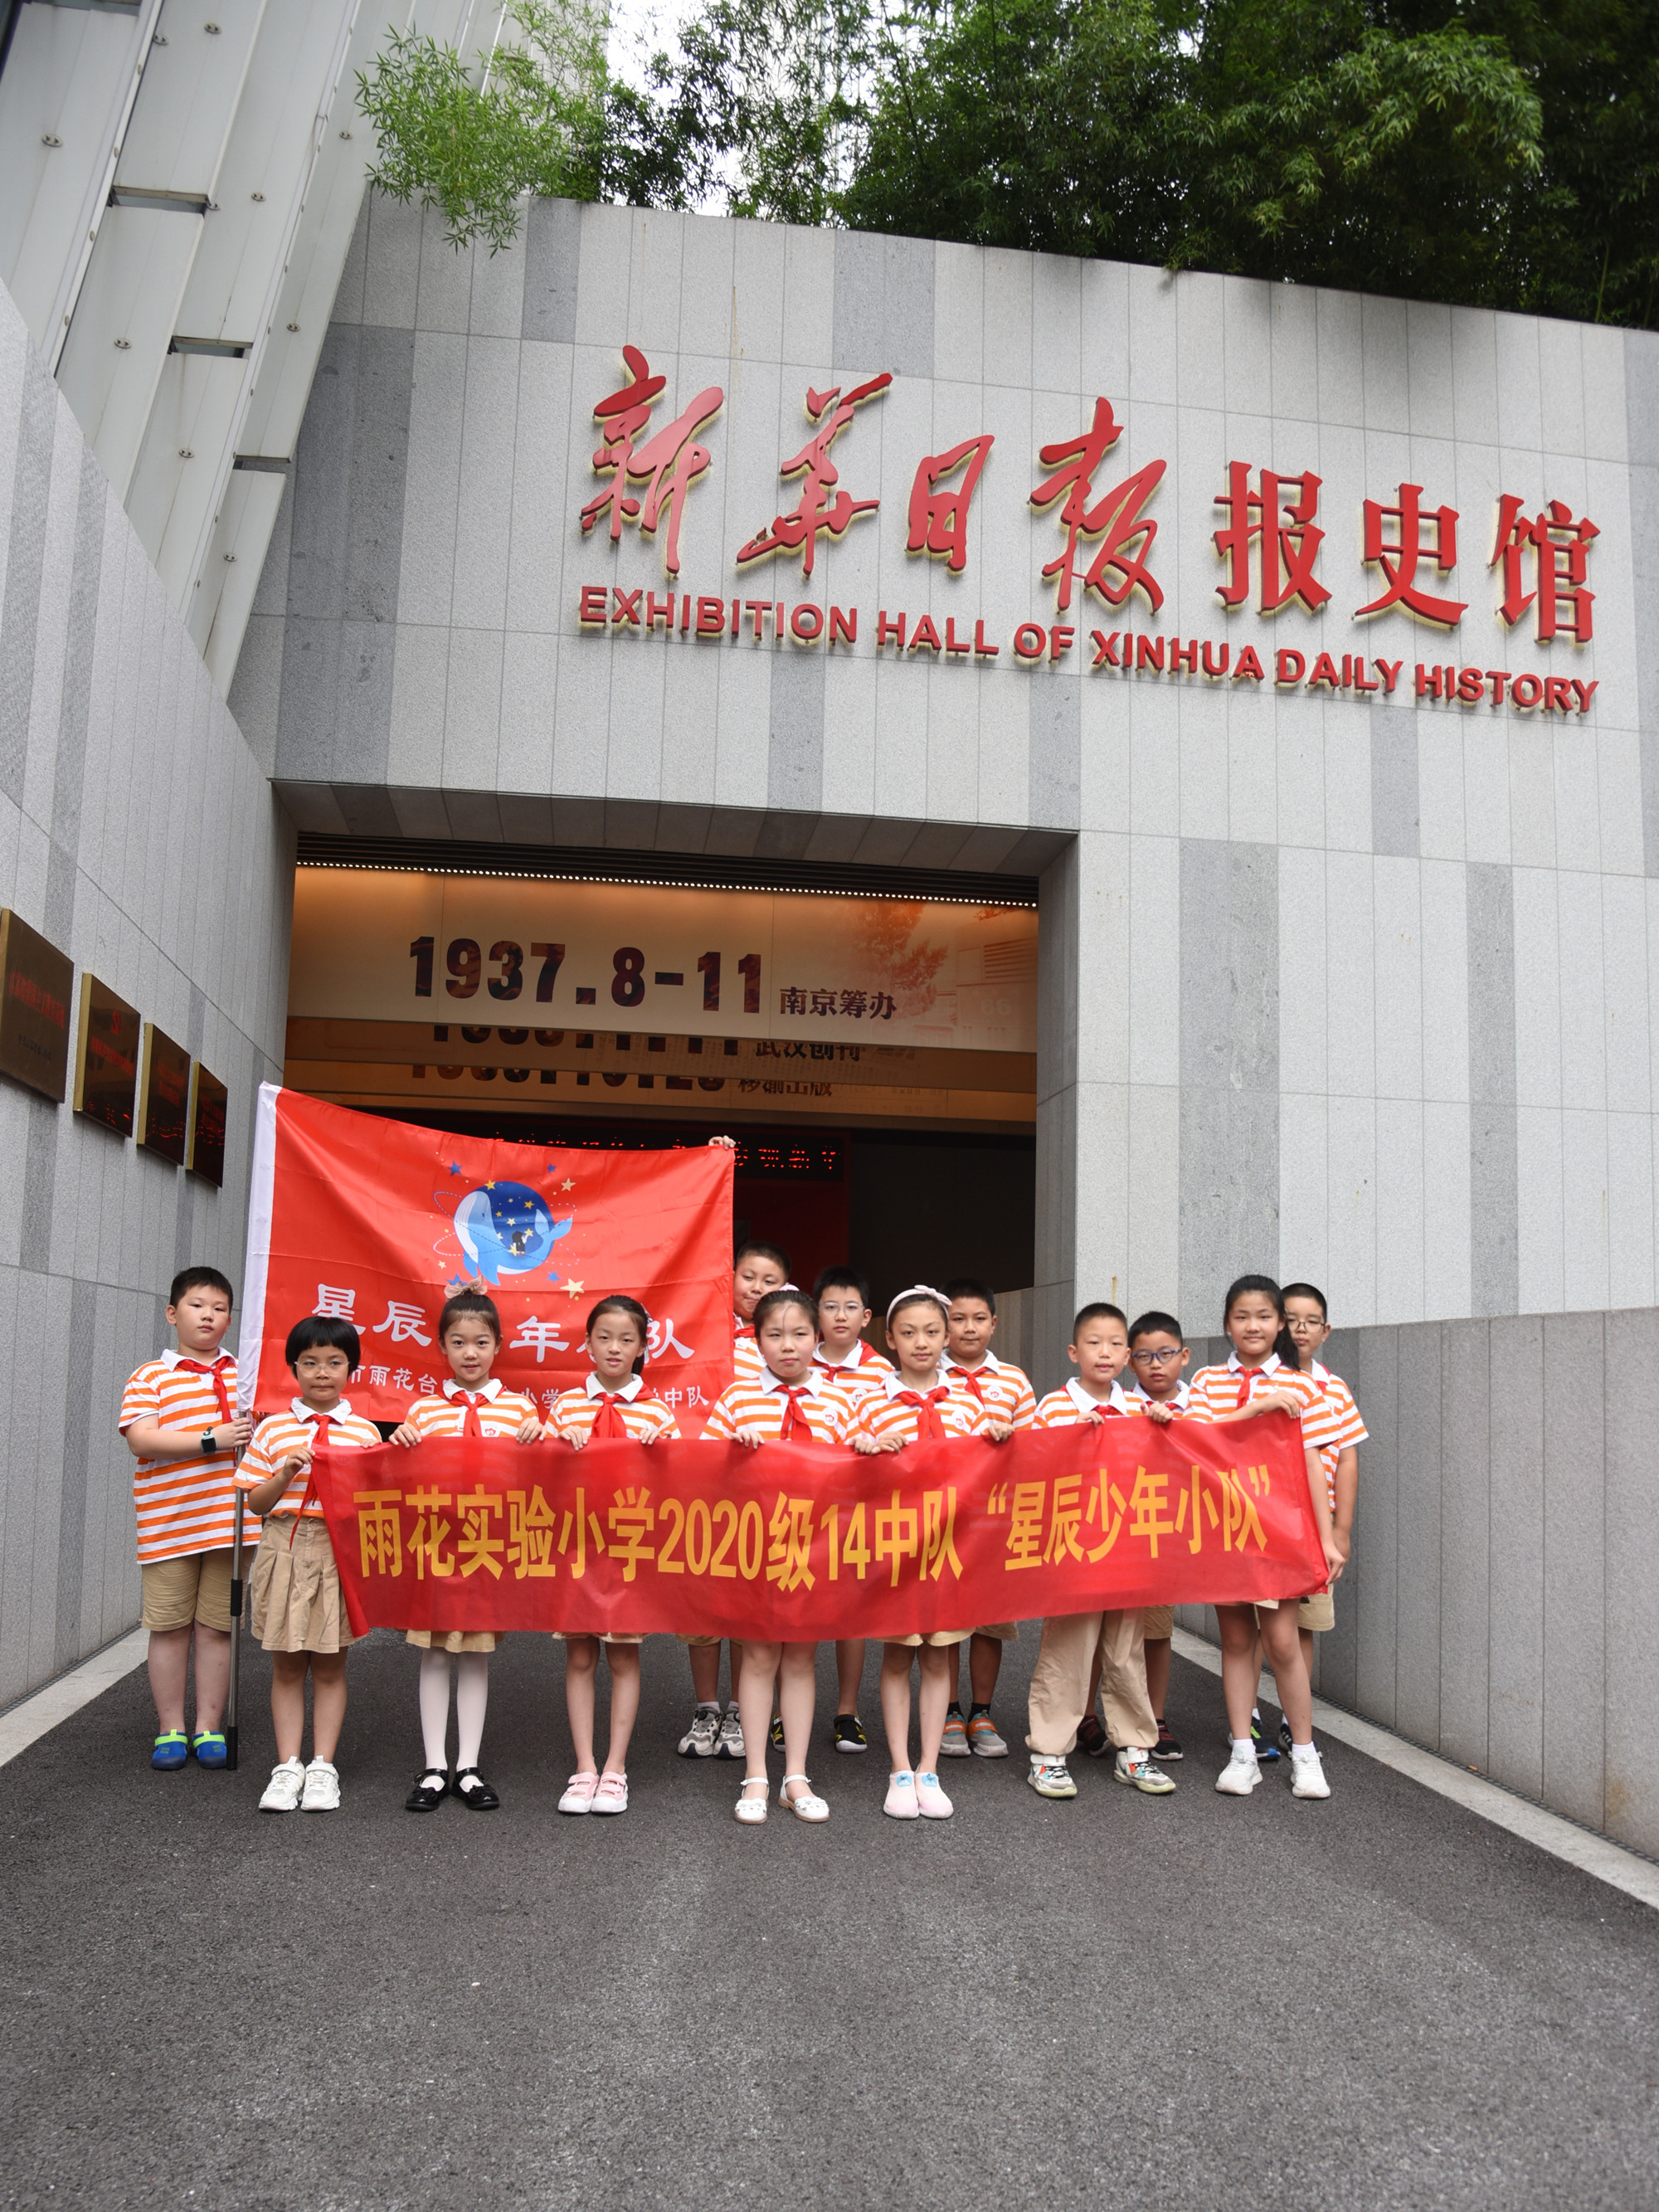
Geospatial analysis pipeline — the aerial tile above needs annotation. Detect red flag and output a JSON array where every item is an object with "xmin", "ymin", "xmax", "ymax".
[{"xmin": 239, "ymin": 1085, "xmax": 733, "ymax": 1429}]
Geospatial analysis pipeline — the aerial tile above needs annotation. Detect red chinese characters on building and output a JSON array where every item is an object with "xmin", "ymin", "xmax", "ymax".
[
  {"xmin": 1357, "ymin": 483, "xmax": 1465, "ymax": 626},
  {"xmin": 579, "ymin": 345, "xmax": 724, "ymax": 577},
  {"xmin": 1029, "ymin": 397, "xmax": 1165, "ymax": 614},
  {"xmin": 1491, "ymin": 497, "xmax": 1598, "ymax": 642},
  {"xmin": 737, "ymin": 373, "xmax": 893, "ymax": 577},
  {"xmin": 1214, "ymin": 465, "xmax": 1331, "ymax": 613},
  {"xmin": 907, "ymin": 434, "xmax": 995, "ymax": 572}
]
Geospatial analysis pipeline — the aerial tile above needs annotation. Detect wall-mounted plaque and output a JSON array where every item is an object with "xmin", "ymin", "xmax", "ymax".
[
  {"xmin": 0, "ymin": 909, "xmax": 72, "ymax": 1102},
  {"xmin": 74, "ymin": 975, "xmax": 140, "ymax": 1136},
  {"xmin": 137, "ymin": 1022, "xmax": 190, "ymax": 1164},
  {"xmin": 187, "ymin": 1063, "xmax": 226, "ymax": 1186}
]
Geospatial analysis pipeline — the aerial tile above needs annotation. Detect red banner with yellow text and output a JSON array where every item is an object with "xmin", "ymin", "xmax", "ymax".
[
  {"xmin": 240, "ymin": 1085, "xmax": 733, "ymax": 1427},
  {"xmin": 312, "ymin": 1414, "xmax": 1323, "ymax": 1640}
]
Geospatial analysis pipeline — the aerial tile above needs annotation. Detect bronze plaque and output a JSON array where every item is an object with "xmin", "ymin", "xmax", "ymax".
[
  {"xmin": 74, "ymin": 975, "xmax": 140, "ymax": 1136},
  {"xmin": 137, "ymin": 1022, "xmax": 191, "ymax": 1164},
  {"xmin": 187, "ymin": 1063, "xmax": 227, "ymax": 1186},
  {"xmin": 0, "ymin": 909, "xmax": 72, "ymax": 1102}
]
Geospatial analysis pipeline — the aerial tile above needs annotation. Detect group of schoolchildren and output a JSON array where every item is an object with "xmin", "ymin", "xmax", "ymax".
[{"xmin": 119, "ymin": 1245, "xmax": 1363, "ymax": 1825}]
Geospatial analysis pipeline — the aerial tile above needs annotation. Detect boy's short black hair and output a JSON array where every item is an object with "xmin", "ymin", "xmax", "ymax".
[
  {"xmin": 1072, "ymin": 1302, "xmax": 1127, "ymax": 1336},
  {"xmin": 813, "ymin": 1264, "xmax": 869, "ymax": 1306},
  {"xmin": 285, "ymin": 1314, "xmax": 362, "ymax": 1371},
  {"xmin": 438, "ymin": 1289, "xmax": 502, "ymax": 1342},
  {"xmin": 943, "ymin": 1277, "xmax": 995, "ymax": 1313},
  {"xmin": 1281, "ymin": 1281, "xmax": 1328, "ymax": 1318},
  {"xmin": 735, "ymin": 1240, "xmax": 791, "ymax": 1274},
  {"xmin": 170, "ymin": 1266, "xmax": 233, "ymax": 1308},
  {"xmin": 1128, "ymin": 1309, "xmax": 1185, "ymax": 1345}
]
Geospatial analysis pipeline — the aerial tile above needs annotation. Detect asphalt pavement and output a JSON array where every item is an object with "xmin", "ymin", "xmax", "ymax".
[{"xmin": 1, "ymin": 1630, "xmax": 1655, "ymax": 2211}]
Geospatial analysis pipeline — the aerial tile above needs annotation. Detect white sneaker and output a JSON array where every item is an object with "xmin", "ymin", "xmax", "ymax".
[
  {"xmin": 259, "ymin": 1756, "xmax": 306, "ymax": 1813},
  {"xmin": 915, "ymin": 1771, "xmax": 954, "ymax": 1820},
  {"xmin": 883, "ymin": 1770, "xmax": 919, "ymax": 1819},
  {"xmin": 1027, "ymin": 1753, "xmax": 1078, "ymax": 1800},
  {"xmin": 1291, "ymin": 1747, "xmax": 1331, "ymax": 1799},
  {"xmin": 1215, "ymin": 1749, "xmax": 1262, "ymax": 1796},
  {"xmin": 677, "ymin": 1705, "xmax": 720, "ymax": 1757},
  {"xmin": 300, "ymin": 1758, "xmax": 340, "ymax": 1812},
  {"xmin": 715, "ymin": 1703, "xmax": 745, "ymax": 1760}
]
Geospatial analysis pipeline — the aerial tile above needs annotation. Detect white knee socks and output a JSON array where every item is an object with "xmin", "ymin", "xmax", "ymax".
[{"xmin": 455, "ymin": 1651, "xmax": 489, "ymax": 1771}]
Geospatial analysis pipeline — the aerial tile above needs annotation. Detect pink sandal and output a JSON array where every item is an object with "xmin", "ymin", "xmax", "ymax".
[{"xmin": 558, "ymin": 1771, "xmax": 600, "ymax": 1815}]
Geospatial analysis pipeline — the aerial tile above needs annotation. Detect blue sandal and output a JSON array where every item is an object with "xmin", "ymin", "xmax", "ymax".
[
  {"xmin": 191, "ymin": 1732, "xmax": 227, "ymax": 1768},
  {"xmin": 151, "ymin": 1732, "xmax": 188, "ymax": 1770}
]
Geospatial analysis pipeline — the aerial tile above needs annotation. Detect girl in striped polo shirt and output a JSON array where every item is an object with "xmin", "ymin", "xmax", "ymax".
[
  {"xmin": 546, "ymin": 1295, "xmax": 679, "ymax": 1816},
  {"xmin": 704, "ymin": 1287, "xmax": 859, "ymax": 1825},
  {"xmin": 851, "ymin": 1287, "xmax": 1012, "ymax": 1821}
]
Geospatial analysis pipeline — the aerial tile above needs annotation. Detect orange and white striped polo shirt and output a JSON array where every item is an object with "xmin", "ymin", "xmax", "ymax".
[
  {"xmin": 119, "ymin": 1350, "xmax": 245, "ymax": 1564},
  {"xmin": 848, "ymin": 1369, "xmax": 990, "ymax": 1448},
  {"xmin": 946, "ymin": 1352, "xmax": 1037, "ymax": 1430},
  {"xmin": 1033, "ymin": 1378, "xmax": 1146, "ymax": 1428},
  {"xmin": 1187, "ymin": 1353, "xmax": 1323, "ymax": 1426},
  {"xmin": 547, "ymin": 1373, "xmax": 680, "ymax": 1444},
  {"xmin": 402, "ymin": 1376, "xmax": 542, "ymax": 1439},
  {"xmin": 813, "ymin": 1342, "xmax": 893, "ymax": 1402},
  {"xmin": 1306, "ymin": 1360, "xmax": 1366, "ymax": 1510},
  {"xmin": 703, "ymin": 1368, "xmax": 858, "ymax": 1445},
  {"xmin": 731, "ymin": 1316, "xmax": 765, "ymax": 1384},
  {"xmin": 236, "ymin": 1399, "xmax": 382, "ymax": 1518}
]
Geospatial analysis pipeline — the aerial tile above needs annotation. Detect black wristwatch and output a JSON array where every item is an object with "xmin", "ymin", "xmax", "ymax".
[{"xmin": 199, "ymin": 1430, "xmax": 218, "ymax": 1457}]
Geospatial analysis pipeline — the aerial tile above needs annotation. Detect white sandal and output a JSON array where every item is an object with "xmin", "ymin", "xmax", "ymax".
[
  {"xmin": 734, "ymin": 1776, "xmax": 770, "ymax": 1825},
  {"xmin": 780, "ymin": 1773, "xmax": 829, "ymax": 1823}
]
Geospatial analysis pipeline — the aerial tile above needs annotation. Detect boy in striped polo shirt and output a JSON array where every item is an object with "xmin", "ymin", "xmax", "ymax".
[
  {"xmin": 939, "ymin": 1278, "xmax": 1038, "ymax": 1761},
  {"xmin": 119, "ymin": 1267, "xmax": 253, "ymax": 1770}
]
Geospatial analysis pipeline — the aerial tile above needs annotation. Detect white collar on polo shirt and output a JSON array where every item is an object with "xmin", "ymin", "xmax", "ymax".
[
  {"xmin": 444, "ymin": 1376, "xmax": 503, "ymax": 1402},
  {"xmin": 760, "ymin": 1366, "xmax": 828, "ymax": 1396},
  {"xmin": 1131, "ymin": 1377, "xmax": 1191, "ymax": 1411},
  {"xmin": 816, "ymin": 1342, "xmax": 873, "ymax": 1370},
  {"xmin": 290, "ymin": 1396, "xmax": 355, "ymax": 1424},
  {"xmin": 1066, "ymin": 1377, "xmax": 1131, "ymax": 1416},
  {"xmin": 883, "ymin": 1366, "xmax": 945, "ymax": 1399},
  {"xmin": 1310, "ymin": 1357, "xmax": 1332, "ymax": 1383},
  {"xmin": 947, "ymin": 1348, "xmax": 1003, "ymax": 1374},
  {"xmin": 585, "ymin": 1371, "xmax": 643, "ymax": 1401},
  {"xmin": 1226, "ymin": 1350, "xmax": 1282, "ymax": 1376},
  {"xmin": 161, "ymin": 1347, "xmax": 232, "ymax": 1369}
]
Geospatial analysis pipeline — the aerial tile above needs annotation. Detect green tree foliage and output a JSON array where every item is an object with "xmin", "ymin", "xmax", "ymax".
[{"xmin": 356, "ymin": 0, "xmax": 1659, "ymax": 322}]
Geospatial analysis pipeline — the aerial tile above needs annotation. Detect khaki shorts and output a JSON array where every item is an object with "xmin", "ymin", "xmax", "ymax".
[
  {"xmin": 250, "ymin": 1517, "xmax": 355, "ymax": 1654},
  {"xmin": 1297, "ymin": 1589, "xmax": 1335, "ymax": 1633},
  {"xmin": 552, "ymin": 1630, "xmax": 642, "ymax": 1646},
  {"xmin": 972, "ymin": 1622, "xmax": 1019, "ymax": 1641},
  {"xmin": 140, "ymin": 1549, "xmax": 234, "ymax": 1634},
  {"xmin": 1141, "ymin": 1605, "xmax": 1175, "ymax": 1641},
  {"xmin": 677, "ymin": 1634, "xmax": 735, "ymax": 1649},
  {"xmin": 883, "ymin": 1629, "xmax": 972, "ymax": 1649}
]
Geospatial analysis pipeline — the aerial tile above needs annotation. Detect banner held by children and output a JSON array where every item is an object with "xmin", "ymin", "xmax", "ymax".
[
  {"xmin": 238, "ymin": 1085, "xmax": 734, "ymax": 1428},
  {"xmin": 311, "ymin": 1413, "xmax": 1324, "ymax": 1642}
]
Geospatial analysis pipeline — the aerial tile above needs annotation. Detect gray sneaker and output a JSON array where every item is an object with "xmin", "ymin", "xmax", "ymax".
[
  {"xmin": 715, "ymin": 1703, "xmax": 745, "ymax": 1760},
  {"xmin": 677, "ymin": 1705, "xmax": 720, "ymax": 1758},
  {"xmin": 1027, "ymin": 1753, "xmax": 1077, "ymax": 1800}
]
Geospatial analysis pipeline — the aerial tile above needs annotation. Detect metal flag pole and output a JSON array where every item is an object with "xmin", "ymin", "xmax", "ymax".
[{"xmin": 226, "ymin": 1470, "xmax": 244, "ymax": 1773}]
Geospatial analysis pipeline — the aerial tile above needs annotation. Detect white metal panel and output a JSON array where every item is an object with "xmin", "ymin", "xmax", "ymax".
[
  {"xmin": 111, "ymin": 0, "xmax": 266, "ymax": 197},
  {"xmin": 0, "ymin": 3, "xmax": 149, "ymax": 354},
  {"xmin": 53, "ymin": 203, "xmax": 201, "ymax": 494}
]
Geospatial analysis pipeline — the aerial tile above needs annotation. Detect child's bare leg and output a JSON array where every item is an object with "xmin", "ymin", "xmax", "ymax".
[
  {"xmin": 835, "ymin": 1638, "xmax": 865, "ymax": 1714},
  {"xmin": 737, "ymin": 1640, "xmax": 782, "ymax": 1782},
  {"xmin": 779, "ymin": 1643, "xmax": 818, "ymax": 1791},
  {"xmin": 1144, "ymin": 1636, "xmax": 1171, "ymax": 1722},
  {"xmin": 688, "ymin": 1643, "xmax": 720, "ymax": 1704},
  {"xmin": 602, "ymin": 1643, "xmax": 641, "ymax": 1773},
  {"xmin": 147, "ymin": 1627, "xmax": 191, "ymax": 1733},
  {"xmin": 270, "ymin": 1652, "xmax": 309, "ymax": 1763},
  {"xmin": 191, "ymin": 1624, "xmax": 231, "ymax": 1732},
  {"xmin": 968, "ymin": 1633, "xmax": 1002, "ymax": 1709},
  {"xmin": 1216, "ymin": 1605, "xmax": 1264, "ymax": 1741},
  {"xmin": 879, "ymin": 1644, "xmax": 915, "ymax": 1770},
  {"xmin": 310, "ymin": 1652, "xmax": 347, "ymax": 1762},
  {"xmin": 1260, "ymin": 1609, "xmax": 1313, "ymax": 1742},
  {"xmin": 917, "ymin": 1644, "xmax": 952, "ymax": 1770},
  {"xmin": 565, "ymin": 1636, "xmax": 600, "ymax": 1771},
  {"xmin": 1299, "ymin": 1625, "xmax": 1315, "ymax": 1678}
]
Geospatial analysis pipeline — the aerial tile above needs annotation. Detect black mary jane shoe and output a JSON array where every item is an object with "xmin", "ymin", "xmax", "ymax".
[
  {"xmin": 454, "ymin": 1767, "xmax": 500, "ymax": 1810},
  {"xmin": 404, "ymin": 1768, "xmax": 450, "ymax": 1812}
]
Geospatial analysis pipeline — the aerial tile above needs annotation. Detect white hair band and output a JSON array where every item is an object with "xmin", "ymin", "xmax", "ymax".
[{"xmin": 886, "ymin": 1284, "xmax": 950, "ymax": 1319}]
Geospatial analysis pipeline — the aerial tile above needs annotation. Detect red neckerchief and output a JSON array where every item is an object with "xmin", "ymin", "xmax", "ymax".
[
  {"xmin": 1234, "ymin": 1367, "xmax": 1267, "ymax": 1410},
  {"xmin": 894, "ymin": 1386, "xmax": 949, "ymax": 1440},
  {"xmin": 176, "ymin": 1355, "xmax": 233, "ymax": 1425},
  {"xmin": 775, "ymin": 1386, "xmax": 813, "ymax": 1441},
  {"xmin": 947, "ymin": 1363, "xmax": 986, "ymax": 1405},
  {"xmin": 289, "ymin": 1411, "xmax": 332, "ymax": 1545},
  {"xmin": 590, "ymin": 1392, "xmax": 630, "ymax": 1440}
]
